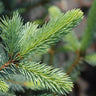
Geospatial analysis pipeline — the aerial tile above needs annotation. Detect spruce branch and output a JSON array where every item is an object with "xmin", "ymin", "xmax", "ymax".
[
  {"xmin": 0, "ymin": 9, "xmax": 84, "ymax": 95},
  {"xmin": 49, "ymin": 6, "xmax": 81, "ymax": 52},
  {"xmin": 0, "ymin": 79, "xmax": 8, "ymax": 92},
  {"xmin": 0, "ymin": 9, "xmax": 83, "ymax": 59},
  {"xmin": 19, "ymin": 9, "xmax": 83, "ymax": 57},
  {"xmin": 18, "ymin": 61, "xmax": 73, "ymax": 94},
  {"xmin": 6, "ymin": 74, "xmax": 45, "ymax": 91},
  {"xmin": 0, "ymin": 11, "xmax": 23, "ymax": 58},
  {"xmin": 19, "ymin": 22, "xmax": 38, "ymax": 56}
]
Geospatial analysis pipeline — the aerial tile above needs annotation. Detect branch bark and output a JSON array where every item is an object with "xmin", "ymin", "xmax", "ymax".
[{"xmin": 67, "ymin": 50, "xmax": 80, "ymax": 75}]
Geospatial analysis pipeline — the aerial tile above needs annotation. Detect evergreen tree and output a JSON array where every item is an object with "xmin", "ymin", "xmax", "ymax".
[{"xmin": 0, "ymin": 8, "xmax": 83, "ymax": 95}]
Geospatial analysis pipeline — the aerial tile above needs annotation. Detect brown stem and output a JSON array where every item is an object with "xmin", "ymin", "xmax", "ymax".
[
  {"xmin": 48, "ymin": 46, "xmax": 55, "ymax": 66},
  {"xmin": 67, "ymin": 50, "xmax": 80, "ymax": 75},
  {"xmin": 0, "ymin": 60, "xmax": 14, "ymax": 71},
  {"xmin": 0, "ymin": 53, "xmax": 23, "ymax": 71},
  {"xmin": 5, "ymin": 79, "xmax": 27, "ymax": 86}
]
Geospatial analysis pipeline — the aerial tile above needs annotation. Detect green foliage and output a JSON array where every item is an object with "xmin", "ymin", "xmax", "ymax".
[
  {"xmin": 85, "ymin": 53, "xmax": 96, "ymax": 66},
  {"xmin": 19, "ymin": 22, "xmax": 38, "ymax": 56},
  {"xmin": 0, "ymin": 79, "xmax": 8, "ymax": 92},
  {"xmin": 63, "ymin": 31, "xmax": 80, "ymax": 51},
  {"xmin": 0, "ymin": 44, "xmax": 8, "ymax": 65},
  {"xmin": 0, "ymin": 9, "xmax": 83, "ymax": 59},
  {"xmin": 18, "ymin": 61, "xmax": 73, "ymax": 94},
  {"xmin": 48, "ymin": 6, "xmax": 84, "ymax": 83},
  {"xmin": 16, "ymin": 9, "xmax": 83, "ymax": 57},
  {"xmin": 0, "ymin": 12, "xmax": 23, "ymax": 57},
  {"xmin": 0, "ymin": 92, "xmax": 16, "ymax": 96},
  {"xmin": 7, "ymin": 75, "xmax": 25, "ymax": 92},
  {"xmin": 0, "ymin": 8, "xmax": 84, "ymax": 95},
  {"xmin": 49, "ymin": 6, "xmax": 81, "ymax": 52},
  {"xmin": 48, "ymin": 6, "xmax": 62, "ymax": 19},
  {"xmin": 53, "ymin": 2, "xmax": 96, "ymax": 83},
  {"xmin": 43, "ymin": 4, "xmax": 96, "ymax": 96},
  {"xmin": 36, "ymin": 93, "xmax": 57, "ymax": 96},
  {"xmin": 81, "ymin": 0, "xmax": 96, "ymax": 51},
  {"xmin": 34, "ymin": 19, "xmax": 45, "ymax": 26},
  {"xmin": 57, "ymin": 45, "xmax": 75, "ymax": 52}
]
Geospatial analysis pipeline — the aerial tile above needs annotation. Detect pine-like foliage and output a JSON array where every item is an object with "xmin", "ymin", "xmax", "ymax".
[
  {"xmin": 48, "ymin": 6, "xmax": 84, "ymax": 81},
  {"xmin": 48, "ymin": 2, "xmax": 96, "ymax": 88},
  {"xmin": 0, "ymin": 8, "xmax": 83, "ymax": 95},
  {"xmin": 0, "ymin": 79, "xmax": 8, "ymax": 92},
  {"xmin": 51, "ymin": 1, "xmax": 96, "ymax": 82},
  {"xmin": 49, "ymin": 6, "xmax": 81, "ymax": 52},
  {"xmin": 18, "ymin": 61, "xmax": 72, "ymax": 94},
  {"xmin": 81, "ymin": 0, "xmax": 96, "ymax": 51},
  {"xmin": 0, "ymin": 92, "xmax": 16, "ymax": 96}
]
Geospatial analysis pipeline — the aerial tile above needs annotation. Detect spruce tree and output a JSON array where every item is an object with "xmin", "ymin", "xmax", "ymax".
[{"xmin": 0, "ymin": 8, "xmax": 83, "ymax": 95}]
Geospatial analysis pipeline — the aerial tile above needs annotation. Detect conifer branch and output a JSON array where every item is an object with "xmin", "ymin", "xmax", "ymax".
[
  {"xmin": 0, "ymin": 8, "xmax": 83, "ymax": 95},
  {"xmin": 0, "ymin": 79, "xmax": 8, "ymax": 92},
  {"xmin": 19, "ymin": 9, "xmax": 83, "ymax": 57},
  {"xmin": 18, "ymin": 61, "xmax": 73, "ymax": 94},
  {"xmin": 0, "ymin": 60, "xmax": 15, "ymax": 71}
]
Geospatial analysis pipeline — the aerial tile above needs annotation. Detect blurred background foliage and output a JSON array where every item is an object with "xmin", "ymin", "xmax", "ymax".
[{"xmin": 0, "ymin": 0, "xmax": 96, "ymax": 96}]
